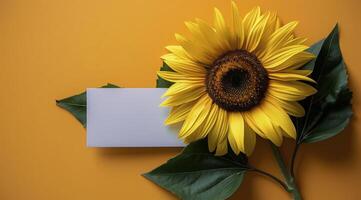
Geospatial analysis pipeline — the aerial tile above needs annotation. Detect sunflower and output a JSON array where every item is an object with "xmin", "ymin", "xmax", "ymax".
[{"xmin": 158, "ymin": 2, "xmax": 316, "ymax": 156}]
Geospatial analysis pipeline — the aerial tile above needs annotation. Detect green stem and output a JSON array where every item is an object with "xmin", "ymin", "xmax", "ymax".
[
  {"xmin": 290, "ymin": 143, "xmax": 300, "ymax": 178},
  {"xmin": 270, "ymin": 143, "xmax": 302, "ymax": 200},
  {"xmin": 248, "ymin": 167, "xmax": 290, "ymax": 192}
]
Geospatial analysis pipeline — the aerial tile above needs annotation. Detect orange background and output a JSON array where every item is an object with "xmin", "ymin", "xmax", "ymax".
[{"xmin": 0, "ymin": 0, "xmax": 360, "ymax": 199}]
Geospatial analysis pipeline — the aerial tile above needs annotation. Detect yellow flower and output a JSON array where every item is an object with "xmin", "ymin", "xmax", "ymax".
[{"xmin": 158, "ymin": 2, "xmax": 316, "ymax": 156}]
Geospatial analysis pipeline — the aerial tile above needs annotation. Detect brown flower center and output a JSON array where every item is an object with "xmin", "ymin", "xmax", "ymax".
[{"xmin": 206, "ymin": 50, "xmax": 269, "ymax": 111}]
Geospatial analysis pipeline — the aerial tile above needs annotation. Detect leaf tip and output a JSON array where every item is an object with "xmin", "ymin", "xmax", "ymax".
[
  {"xmin": 55, "ymin": 99, "xmax": 63, "ymax": 106},
  {"xmin": 141, "ymin": 172, "xmax": 150, "ymax": 179},
  {"xmin": 332, "ymin": 23, "xmax": 340, "ymax": 35}
]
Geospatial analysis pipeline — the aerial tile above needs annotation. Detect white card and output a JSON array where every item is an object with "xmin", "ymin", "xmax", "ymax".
[{"xmin": 86, "ymin": 88, "xmax": 185, "ymax": 147}]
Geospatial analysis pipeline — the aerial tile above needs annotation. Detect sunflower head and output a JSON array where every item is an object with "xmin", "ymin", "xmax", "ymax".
[
  {"xmin": 206, "ymin": 49, "xmax": 269, "ymax": 112},
  {"xmin": 158, "ymin": 2, "xmax": 316, "ymax": 156}
]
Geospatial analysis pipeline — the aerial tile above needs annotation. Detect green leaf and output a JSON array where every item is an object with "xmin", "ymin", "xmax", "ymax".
[
  {"xmin": 301, "ymin": 39, "xmax": 324, "ymax": 71},
  {"xmin": 156, "ymin": 62, "xmax": 174, "ymax": 88},
  {"xmin": 56, "ymin": 83, "xmax": 119, "ymax": 127},
  {"xmin": 143, "ymin": 139, "xmax": 249, "ymax": 200},
  {"xmin": 297, "ymin": 24, "xmax": 352, "ymax": 143}
]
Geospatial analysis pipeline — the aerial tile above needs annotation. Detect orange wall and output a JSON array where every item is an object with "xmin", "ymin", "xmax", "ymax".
[{"xmin": 0, "ymin": 0, "xmax": 360, "ymax": 199}]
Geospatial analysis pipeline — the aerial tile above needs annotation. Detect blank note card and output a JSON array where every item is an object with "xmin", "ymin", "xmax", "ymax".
[{"xmin": 86, "ymin": 88, "xmax": 185, "ymax": 147}]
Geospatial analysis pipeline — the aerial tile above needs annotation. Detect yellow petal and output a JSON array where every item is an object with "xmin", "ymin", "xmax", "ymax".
[
  {"xmin": 254, "ymin": 12, "xmax": 279, "ymax": 58},
  {"xmin": 183, "ymin": 103, "xmax": 219, "ymax": 143},
  {"xmin": 268, "ymin": 90, "xmax": 305, "ymax": 101},
  {"xmin": 208, "ymin": 134, "xmax": 218, "ymax": 152},
  {"xmin": 215, "ymin": 138, "xmax": 228, "ymax": 156},
  {"xmin": 285, "ymin": 37, "xmax": 307, "ymax": 46},
  {"xmin": 246, "ymin": 12, "xmax": 270, "ymax": 52},
  {"xmin": 263, "ymin": 45, "xmax": 309, "ymax": 70},
  {"xmin": 244, "ymin": 122, "xmax": 257, "ymax": 155},
  {"xmin": 179, "ymin": 95, "xmax": 212, "ymax": 139},
  {"xmin": 281, "ymin": 69, "xmax": 313, "ymax": 76},
  {"xmin": 261, "ymin": 100, "xmax": 297, "ymax": 139},
  {"xmin": 195, "ymin": 18, "xmax": 224, "ymax": 58},
  {"xmin": 228, "ymin": 112, "xmax": 244, "ymax": 155},
  {"xmin": 242, "ymin": 7, "xmax": 262, "ymax": 51},
  {"xmin": 161, "ymin": 53, "xmax": 206, "ymax": 74},
  {"xmin": 165, "ymin": 45, "xmax": 190, "ymax": 59},
  {"xmin": 228, "ymin": 112, "xmax": 256, "ymax": 156},
  {"xmin": 243, "ymin": 112, "xmax": 266, "ymax": 138},
  {"xmin": 207, "ymin": 136, "xmax": 218, "ymax": 152},
  {"xmin": 184, "ymin": 21, "xmax": 219, "ymax": 59},
  {"xmin": 242, "ymin": 7, "xmax": 261, "ymax": 43},
  {"xmin": 268, "ymin": 80, "xmax": 317, "ymax": 101},
  {"xmin": 197, "ymin": 104, "xmax": 219, "ymax": 138},
  {"xmin": 269, "ymin": 72, "xmax": 316, "ymax": 83},
  {"xmin": 268, "ymin": 96, "xmax": 305, "ymax": 117},
  {"xmin": 284, "ymin": 51, "xmax": 315, "ymax": 70},
  {"xmin": 160, "ymin": 86, "xmax": 206, "ymax": 107},
  {"xmin": 261, "ymin": 21, "xmax": 299, "ymax": 60},
  {"xmin": 248, "ymin": 107, "xmax": 283, "ymax": 146},
  {"xmin": 215, "ymin": 110, "xmax": 229, "ymax": 156},
  {"xmin": 271, "ymin": 122, "xmax": 286, "ymax": 139},
  {"xmin": 161, "ymin": 82, "xmax": 204, "ymax": 98},
  {"xmin": 268, "ymin": 51, "xmax": 315, "ymax": 71},
  {"xmin": 165, "ymin": 101, "xmax": 196, "ymax": 125},
  {"xmin": 175, "ymin": 33, "xmax": 214, "ymax": 65},
  {"xmin": 157, "ymin": 71, "xmax": 205, "ymax": 84},
  {"xmin": 231, "ymin": 1, "xmax": 244, "ymax": 49},
  {"xmin": 214, "ymin": 8, "xmax": 232, "ymax": 51},
  {"xmin": 214, "ymin": 8, "xmax": 226, "ymax": 34},
  {"xmin": 272, "ymin": 21, "xmax": 298, "ymax": 46},
  {"xmin": 208, "ymin": 107, "xmax": 228, "ymax": 152}
]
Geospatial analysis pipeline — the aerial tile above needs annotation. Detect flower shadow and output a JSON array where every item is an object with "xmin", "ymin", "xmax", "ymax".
[{"xmin": 231, "ymin": 114, "xmax": 358, "ymax": 200}]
